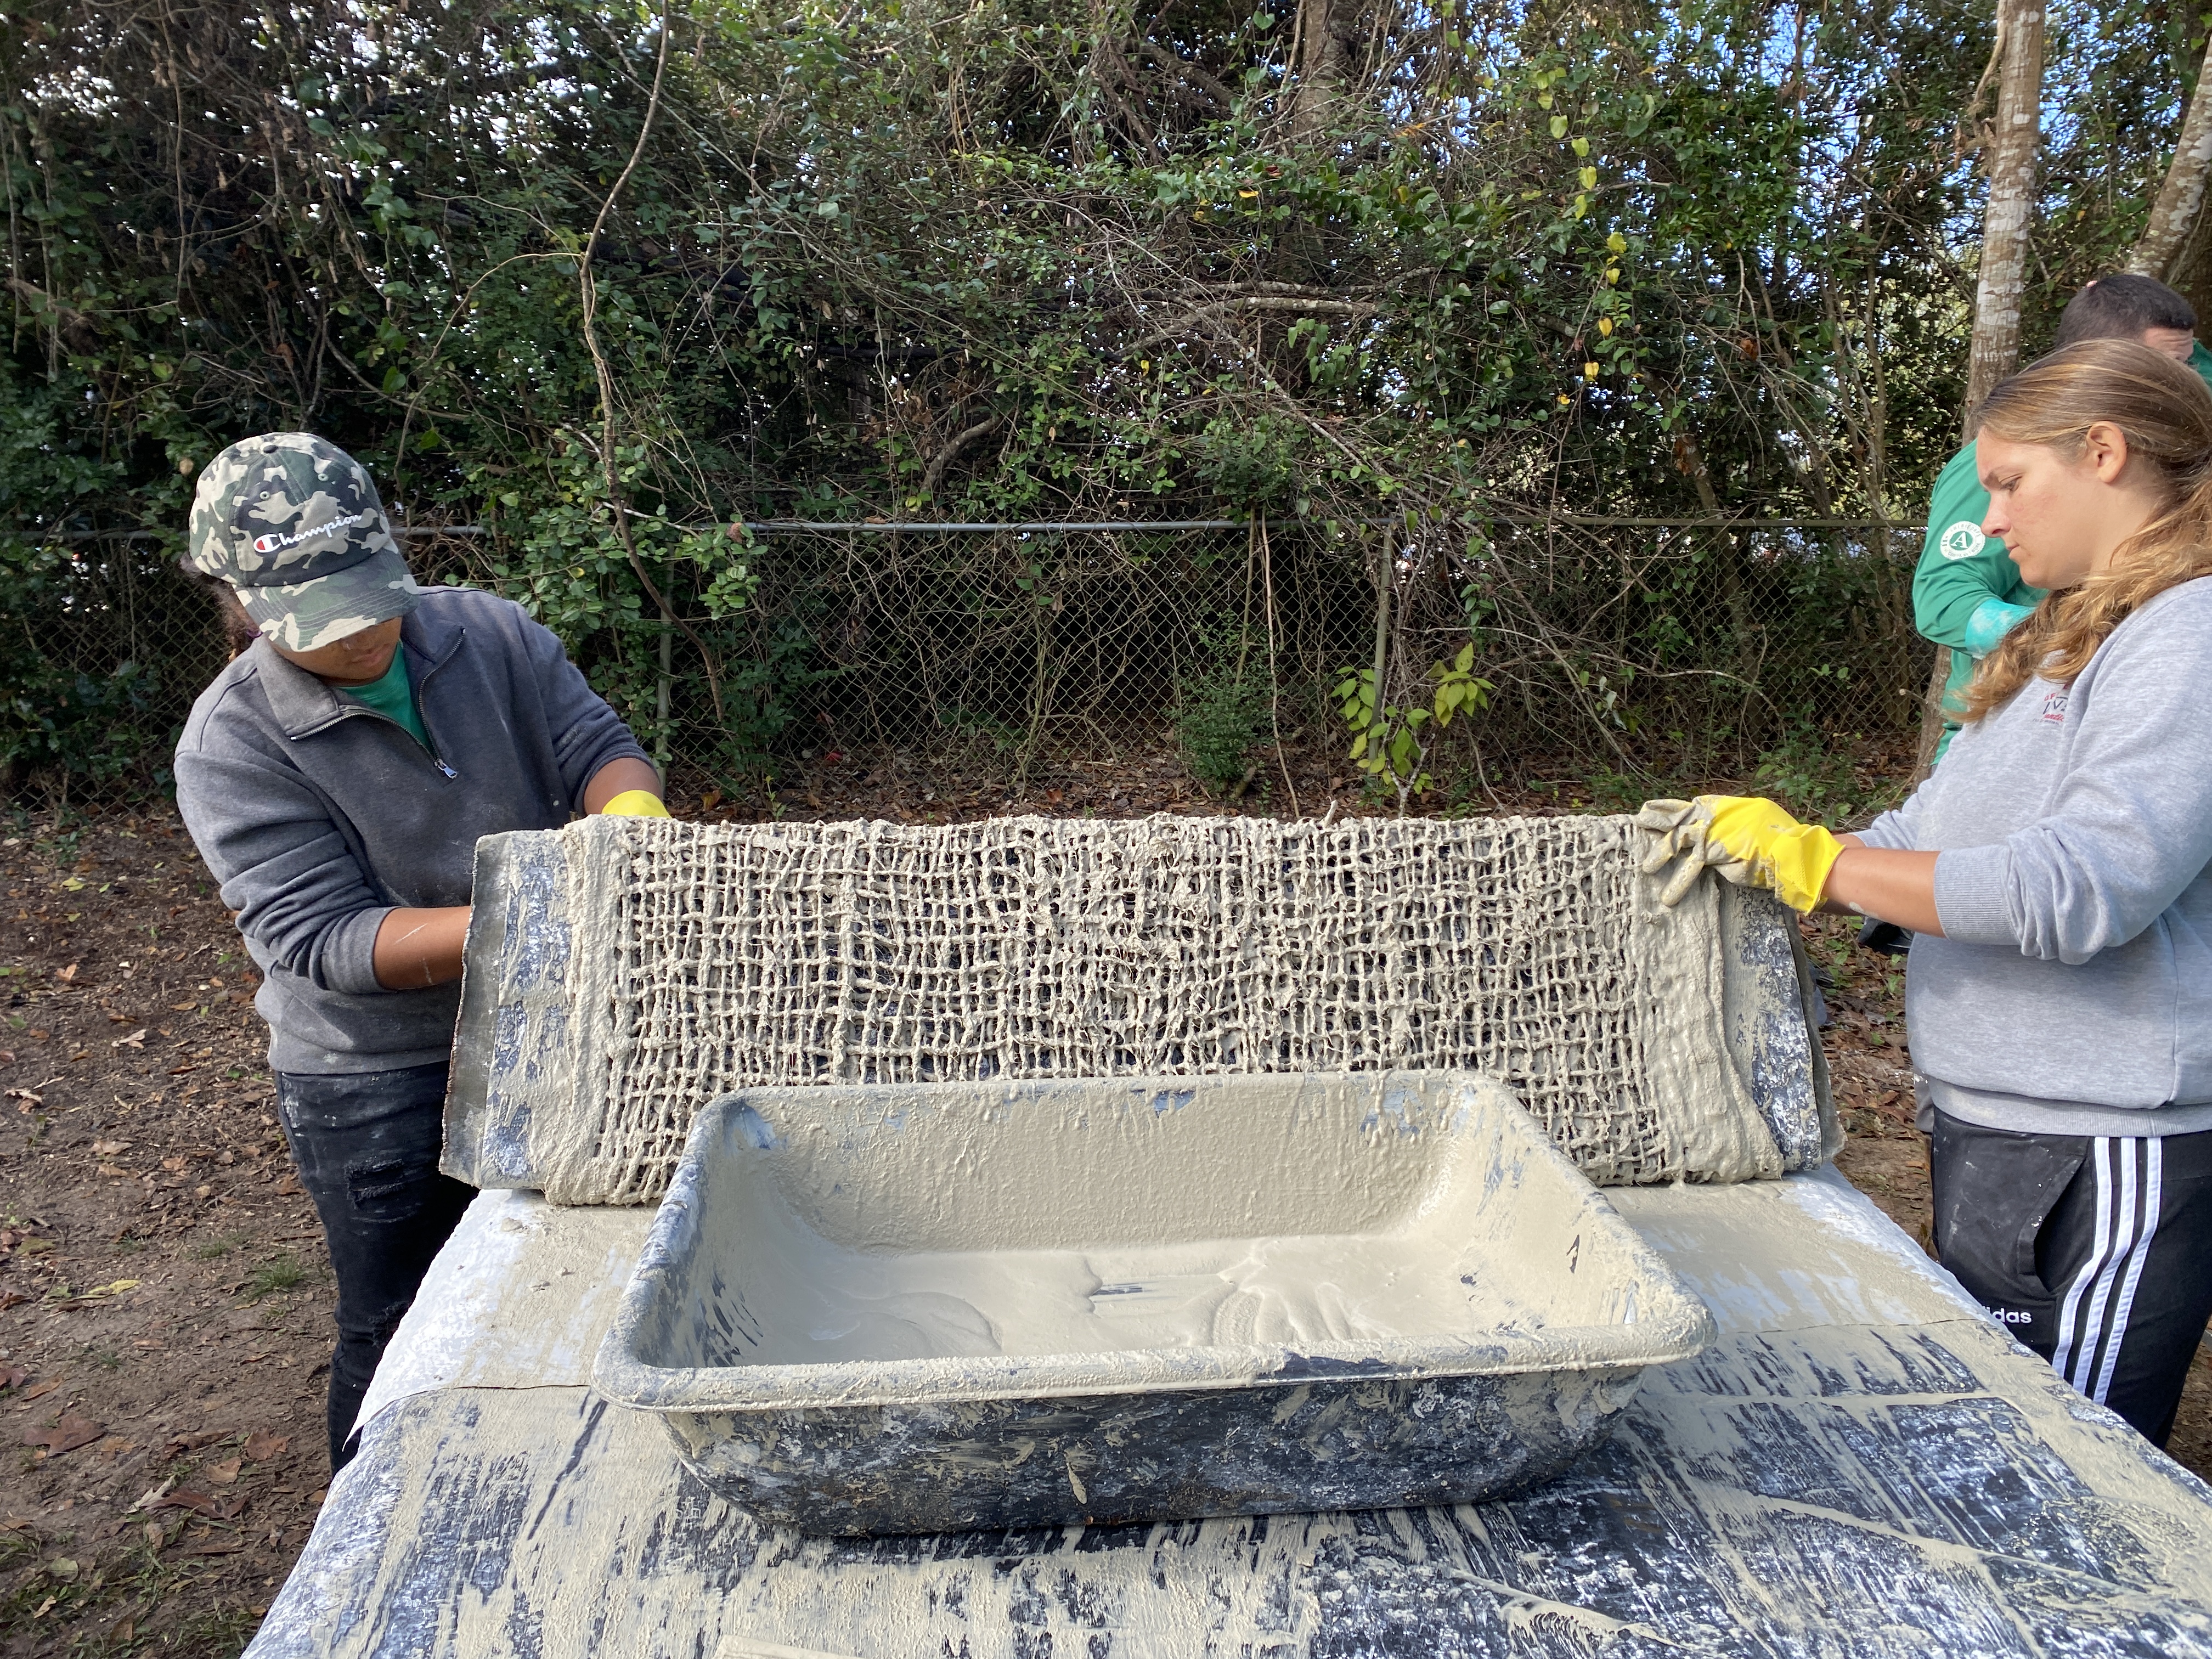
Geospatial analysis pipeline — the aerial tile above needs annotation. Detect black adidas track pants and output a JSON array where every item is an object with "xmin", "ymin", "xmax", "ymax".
[{"xmin": 1931, "ymin": 1109, "xmax": 2212, "ymax": 1447}]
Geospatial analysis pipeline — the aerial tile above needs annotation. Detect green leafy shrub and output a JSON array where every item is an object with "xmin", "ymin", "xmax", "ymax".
[{"xmin": 1175, "ymin": 666, "xmax": 1264, "ymax": 796}]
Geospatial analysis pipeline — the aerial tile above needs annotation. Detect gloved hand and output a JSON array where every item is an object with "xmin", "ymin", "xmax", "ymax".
[
  {"xmin": 1634, "ymin": 795, "xmax": 1843, "ymax": 913},
  {"xmin": 600, "ymin": 788, "xmax": 670, "ymax": 819}
]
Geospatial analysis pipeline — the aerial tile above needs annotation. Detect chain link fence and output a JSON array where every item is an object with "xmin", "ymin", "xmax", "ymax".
[{"xmin": 0, "ymin": 518, "xmax": 1931, "ymax": 813}]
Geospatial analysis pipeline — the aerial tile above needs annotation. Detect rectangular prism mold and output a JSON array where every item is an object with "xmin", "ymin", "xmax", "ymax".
[
  {"xmin": 443, "ymin": 817, "xmax": 1838, "ymax": 1203},
  {"xmin": 592, "ymin": 1070, "xmax": 1716, "ymax": 1535}
]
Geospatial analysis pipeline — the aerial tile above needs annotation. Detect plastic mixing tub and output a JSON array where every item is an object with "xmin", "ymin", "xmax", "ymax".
[{"xmin": 592, "ymin": 1070, "xmax": 1714, "ymax": 1534}]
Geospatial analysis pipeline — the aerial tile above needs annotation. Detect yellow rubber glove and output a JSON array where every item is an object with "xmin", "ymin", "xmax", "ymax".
[
  {"xmin": 600, "ymin": 788, "xmax": 670, "ymax": 819},
  {"xmin": 1633, "ymin": 795, "xmax": 1842, "ymax": 913}
]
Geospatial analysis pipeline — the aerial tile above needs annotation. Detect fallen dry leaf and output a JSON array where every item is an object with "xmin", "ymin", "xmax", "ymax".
[
  {"xmin": 242, "ymin": 1430, "xmax": 290, "ymax": 1461},
  {"xmin": 110, "ymin": 1030, "xmax": 146, "ymax": 1051},
  {"xmin": 55, "ymin": 963, "xmax": 77, "ymax": 984},
  {"xmin": 20, "ymin": 1377, "xmax": 60, "ymax": 1401},
  {"xmin": 24, "ymin": 1413, "xmax": 105, "ymax": 1456},
  {"xmin": 176, "ymin": 1536, "xmax": 245, "ymax": 1556},
  {"xmin": 204, "ymin": 1457, "xmax": 242, "ymax": 1486},
  {"xmin": 0, "ymin": 1365, "xmax": 25, "ymax": 1390},
  {"xmin": 127, "ymin": 1478, "xmax": 176, "ymax": 1514},
  {"xmin": 151, "ymin": 1487, "xmax": 220, "ymax": 1516},
  {"xmin": 89, "ymin": 1138, "xmax": 132, "ymax": 1155}
]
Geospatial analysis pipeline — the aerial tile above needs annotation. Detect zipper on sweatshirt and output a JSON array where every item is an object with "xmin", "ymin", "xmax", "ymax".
[
  {"xmin": 412, "ymin": 636, "xmax": 461, "ymax": 780},
  {"xmin": 280, "ymin": 628, "xmax": 464, "ymax": 778},
  {"xmin": 326, "ymin": 704, "xmax": 460, "ymax": 777}
]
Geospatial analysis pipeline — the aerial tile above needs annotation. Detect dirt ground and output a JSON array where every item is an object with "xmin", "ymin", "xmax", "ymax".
[{"xmin": 3, "ymin": 780, "xmax": 2210, "ymax": 1655}]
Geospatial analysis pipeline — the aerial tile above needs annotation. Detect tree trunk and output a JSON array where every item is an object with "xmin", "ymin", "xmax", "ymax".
[
  {"xmin": 2171, "ymin": 162, "xmax": 2212, "ymax": 325},
  {"xmin": 1921, "ymin": 0, "xmax": 2045, "ymax": 776},
  {"xmin": 2131, "ymin": 33, "xmax": 2212, "ymax": 281},
  {"xmin": 1290, "ymin": 0, "xmax": 1348, "ymax": 139},
  {"xmin": 1964, "ymin": 0, "xmax": 2045, "ymax": 420}
]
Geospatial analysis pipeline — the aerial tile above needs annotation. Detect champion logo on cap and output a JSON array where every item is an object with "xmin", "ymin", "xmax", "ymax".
[{"xmin": 250, "ymin": 512, "xmax": 372, "ymax": 555}]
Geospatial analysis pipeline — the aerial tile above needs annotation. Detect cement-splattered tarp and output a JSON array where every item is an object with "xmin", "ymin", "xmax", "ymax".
[{"xmin": 247, "ymin": 1171, "xmax": 2212, "ymax": 1658}]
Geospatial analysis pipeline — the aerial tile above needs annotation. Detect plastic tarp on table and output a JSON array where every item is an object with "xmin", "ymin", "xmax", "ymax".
[{"xmin": 245, "ymin": 1169, "xmax": 2212, "ymax": 1658}]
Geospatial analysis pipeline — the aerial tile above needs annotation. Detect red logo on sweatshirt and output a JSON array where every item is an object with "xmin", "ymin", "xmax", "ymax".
[{"xmin": 2040, "ymin": 687, "xmax": 2069, "ymax": 725}]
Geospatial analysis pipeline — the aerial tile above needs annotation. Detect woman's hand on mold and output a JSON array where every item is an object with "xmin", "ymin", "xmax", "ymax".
[{"xmin": 1634, "ymin": 795, "xmax": 1844, "ymax": 914}]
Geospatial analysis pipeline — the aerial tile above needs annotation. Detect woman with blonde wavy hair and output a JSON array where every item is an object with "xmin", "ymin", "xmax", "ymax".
[{"xmin": 1638, "ymin": 337, "xmax": 2212, "ymax": 1445}]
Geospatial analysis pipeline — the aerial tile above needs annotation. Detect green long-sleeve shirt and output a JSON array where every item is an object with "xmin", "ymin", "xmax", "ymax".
[{"xmin": 1915, "ymin": 341, "xmax": 2212, "ymax": 760}]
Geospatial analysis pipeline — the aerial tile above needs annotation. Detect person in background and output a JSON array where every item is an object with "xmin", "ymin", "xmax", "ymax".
[
  {"xmin": 1916, "ymin": 273, "xmax": 2211, "ymax": 765},
  {"xmin": 1855, "ymin": 275, "xmax": 2212, "ymax": 961},
  {"xmin": 172, "ymin": 434, "xmax": 668, "ymax": 1471},
  {"xmin": 1639, "ymin": 341, "xmax": 2212, "ymax": 1447}
]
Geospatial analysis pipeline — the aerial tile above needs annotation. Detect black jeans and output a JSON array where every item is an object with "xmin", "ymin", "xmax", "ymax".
[{"xmin": 276, "ymin": 1062, "xmax": 475, "ymax": 1471}]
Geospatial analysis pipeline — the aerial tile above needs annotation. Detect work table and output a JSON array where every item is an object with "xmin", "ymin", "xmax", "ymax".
[{"xmin": 245, "ymin": 1167, "xmax": 2212, "ymax": 1657}]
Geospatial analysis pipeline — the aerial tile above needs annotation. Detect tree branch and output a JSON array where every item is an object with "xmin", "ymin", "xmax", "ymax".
[
  {"xmin": 1132, "ymin": 38, "xmax": 1237, "ymax": 111},
  {"xmin": 922, "ymin": 414, "xmax": 1007, "ymax": 500},
  {"xmin": 577, "ymin": 12, "xmax": 726, "ymax": 725}
]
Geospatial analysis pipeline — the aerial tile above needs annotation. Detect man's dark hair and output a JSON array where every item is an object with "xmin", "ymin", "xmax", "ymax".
[
  {"xmin": 2055, "ymin": 273, "xmax": 2197, "ymax": 349},
  {"xmin": 178, "ymin": 557, "xmax": 263, "ymax": 659}
]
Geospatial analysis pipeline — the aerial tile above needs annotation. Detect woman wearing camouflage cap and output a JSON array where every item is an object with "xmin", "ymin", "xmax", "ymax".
[{"xmin": 172, "ymin": 433, "xmax": 669, "ymax": 1471}]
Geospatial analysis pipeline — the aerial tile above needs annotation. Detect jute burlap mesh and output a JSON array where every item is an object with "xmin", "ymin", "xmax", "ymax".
[{"xmin": 479, "ymin": 814, "xmax": 1788, "ymax": 1205}]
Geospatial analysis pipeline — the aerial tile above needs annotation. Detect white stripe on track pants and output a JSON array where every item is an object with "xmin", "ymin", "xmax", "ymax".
[{"xmin": 1931, "ymin": 1108, "xmax": 2212, "ymax": 1447}]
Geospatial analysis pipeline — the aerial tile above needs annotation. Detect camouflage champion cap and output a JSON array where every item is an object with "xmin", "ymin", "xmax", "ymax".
[{"xmin": 186, "ymin": 433, "xmax": 424, "ymax": 652}]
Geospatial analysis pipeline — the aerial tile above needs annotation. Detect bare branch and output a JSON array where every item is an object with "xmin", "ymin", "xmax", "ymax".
[{"xmin": 922, "ymin": 414, "xmax": 1007, "ymax": 499}]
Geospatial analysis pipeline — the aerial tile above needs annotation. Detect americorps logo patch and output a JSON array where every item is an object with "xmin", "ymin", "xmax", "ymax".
[
  {"xmin": 1939, "ymin": 521, "xmax": 1988, "ymax": 560},
  {"xmin": 250, "ymin": 512, "xmax": 371, "ymax": 555}
]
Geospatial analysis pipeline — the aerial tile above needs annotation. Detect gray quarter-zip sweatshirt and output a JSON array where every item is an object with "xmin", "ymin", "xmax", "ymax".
[
  {"xmin": 173, "ymin": 586, "xmax": 652, "ymax": 1075},
  {"xmin": 1858, "ymin": 574, "xmax": 2212, "ymax": 1136}
]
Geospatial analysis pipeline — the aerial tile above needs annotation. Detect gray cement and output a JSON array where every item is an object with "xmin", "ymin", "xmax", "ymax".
[
  {"xmin": 444, "ymin": 814, "xmax": 1836, "ymax": 1204},
  {"xmin": 591, "ymin": 1072, "xmax": 1713, "ymax": 1532}
]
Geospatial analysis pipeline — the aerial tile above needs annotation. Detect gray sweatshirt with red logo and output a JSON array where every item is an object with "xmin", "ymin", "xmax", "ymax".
[{"xmin": 1859, "ymin": 575, "xmax": 2212, "ymax": 1136}]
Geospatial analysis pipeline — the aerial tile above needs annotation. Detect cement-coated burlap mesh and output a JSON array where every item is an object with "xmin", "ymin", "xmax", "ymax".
[{"xmin": 458, "ymin": 813, "xmax": 1804, "ymax": 1205}]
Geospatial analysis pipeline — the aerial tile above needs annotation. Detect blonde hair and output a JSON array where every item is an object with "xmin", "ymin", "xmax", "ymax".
[{"xmin": 1961, "ymin": 338, "xmax": 2212, "ymax": 723}]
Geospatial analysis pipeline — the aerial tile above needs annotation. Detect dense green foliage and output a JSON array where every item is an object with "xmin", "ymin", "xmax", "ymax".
[{"xmin": 0, "ymin": 0, "xmax": 2204, "ymax": 795}]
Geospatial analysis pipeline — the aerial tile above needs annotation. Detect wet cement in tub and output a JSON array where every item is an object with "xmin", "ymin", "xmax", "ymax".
[
  {"xmin": 725, "ymin": 1205, "xmax": 1545, "ymax": 1367},
  {"xmin": 601, "ymin": 1073, "xmax": 1714, "ymax": 1533},
  {"xmin": 664, "ymin": 1073, "xmax": 1617, "ymax": 1375}
]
